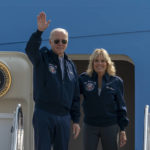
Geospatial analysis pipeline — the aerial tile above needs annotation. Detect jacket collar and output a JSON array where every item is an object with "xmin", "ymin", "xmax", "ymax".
[
  {"xmin": 104, "ymin": 72, "xmax": 111, "ymax": 82},
  {"xmin": 92, "ymin": 71, "xmax": 110, "ymax": 82},
  {"xmin": 49, "ymin": 49, "xmax": 69, "ymax": 60}
]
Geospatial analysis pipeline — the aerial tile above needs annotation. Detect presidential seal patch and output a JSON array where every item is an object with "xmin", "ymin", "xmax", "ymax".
[
  {"xmin": 0, "ymin": 62, "xmax": 11, "ymax": 98},
  {"xmin": 48, "ymin": 64, "xmax": 57, "ymax": 74},
  {"xmin": 85, "ymin": 81, "xmax": 96, "ymax": 92}
]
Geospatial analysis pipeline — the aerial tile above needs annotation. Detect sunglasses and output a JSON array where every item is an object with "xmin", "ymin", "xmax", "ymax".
[{"xmin": 53, "ymin": 39, "xmax": 68, "ymax": 44}]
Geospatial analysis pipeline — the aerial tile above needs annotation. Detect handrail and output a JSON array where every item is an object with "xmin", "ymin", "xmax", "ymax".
[
  {"xmin": 143, "ymin": 105, "xmax": 149, "ymax": 150},
  {"xmin": 11, "ymin": 104, "xmax": 24, "ymax": 150}
]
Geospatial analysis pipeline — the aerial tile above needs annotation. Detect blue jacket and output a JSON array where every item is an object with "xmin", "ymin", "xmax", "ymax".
[
  {"xmin": 25, "ymin": 30, "xmax": 80, "ymax": 123},
  {"xmin": 79, "ymin": 72, "xmax": 129, "ymax": 130}
]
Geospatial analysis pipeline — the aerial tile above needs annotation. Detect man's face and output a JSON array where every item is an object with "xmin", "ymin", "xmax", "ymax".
[{"xmin": 49, "ymin": 31, "xmax": 68, "ymax": 56}]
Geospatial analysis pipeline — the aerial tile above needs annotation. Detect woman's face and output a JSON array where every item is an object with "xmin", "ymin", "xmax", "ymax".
[{"xmin": 93, "ymin": 55, "xmax": 107, "ymax": 75}]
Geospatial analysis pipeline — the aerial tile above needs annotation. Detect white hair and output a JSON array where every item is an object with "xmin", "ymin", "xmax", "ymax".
[{"xmin": 49, "ymin": 28, "xmax": 68, "ymax": 40}]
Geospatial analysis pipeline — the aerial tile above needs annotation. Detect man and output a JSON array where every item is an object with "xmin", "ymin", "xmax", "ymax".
[{"xmin": 25, "ymin": 12, "xmax": 80, "ymax": 150}]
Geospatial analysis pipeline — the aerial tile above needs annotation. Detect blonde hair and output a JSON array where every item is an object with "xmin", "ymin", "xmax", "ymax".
[
  {"xmin": 86, "ymin": 48, "xmax": 116, "ymax": 76},
  {"xmin": 49, "ymin": 28, "xmax": 68, "ymax": 40}
]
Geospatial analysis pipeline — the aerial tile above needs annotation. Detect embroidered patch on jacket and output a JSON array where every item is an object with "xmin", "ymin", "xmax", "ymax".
[
  {"xmin": 48, "ymin": 64, "xmax": 57, "ymax": 74},
  {"xmin": 106, "ymin": 86, "xmax": 115, "ymax": 91},
  {"xmin": 84, "ymin": 81, "xmax": 96, "ymax": 91}
]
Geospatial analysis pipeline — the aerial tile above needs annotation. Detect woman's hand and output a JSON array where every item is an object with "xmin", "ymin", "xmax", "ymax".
[{"xmin": 119, "ymin": 131, "xmax": 127, "ymax": 147}]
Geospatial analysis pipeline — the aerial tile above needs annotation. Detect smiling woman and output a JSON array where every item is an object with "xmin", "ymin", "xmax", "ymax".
[
  {"xmin": 0, "ymin": 62, "xmax": 11, "ymax": 98},
  {"xmin": 79, "ymin": 48, "xmax": 129, "ymax": 150}
]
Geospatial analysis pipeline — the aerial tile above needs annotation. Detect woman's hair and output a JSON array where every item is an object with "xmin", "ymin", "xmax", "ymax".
[{"xmin": 86, "ymin": 48, "xmax": 116, "ymax": 76}]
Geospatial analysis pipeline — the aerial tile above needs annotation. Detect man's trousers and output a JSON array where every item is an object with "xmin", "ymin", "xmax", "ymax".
[{"xmin": 33, "ymin": 108, "xmax": 71, "ymax": 150}]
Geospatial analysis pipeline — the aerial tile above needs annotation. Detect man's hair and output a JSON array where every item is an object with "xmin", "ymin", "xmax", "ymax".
[
  {"xmin": 49, "ymin": 28, "xmax": 68, "ymax": 40},
  {"xmin": 86, "ymin": 48, "xmax": 116, "ymax": 76}
]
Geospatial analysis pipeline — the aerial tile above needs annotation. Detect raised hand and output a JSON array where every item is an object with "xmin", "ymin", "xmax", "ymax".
[{"xmin": 37, "ymin": 11, "xmax": 51, "ymax": 31}]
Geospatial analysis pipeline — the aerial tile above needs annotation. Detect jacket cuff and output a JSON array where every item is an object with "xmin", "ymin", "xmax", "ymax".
[
  {"xmin": 36, "ymin": 29, "xmax": 43, "ymax": 36},
  {"xmin": 72, "ymin": 118, "xmax": 80, "ymax": 124},
  {"xmin": 119, "ymin": 125, "xmax": 125, "ymax": 131}
]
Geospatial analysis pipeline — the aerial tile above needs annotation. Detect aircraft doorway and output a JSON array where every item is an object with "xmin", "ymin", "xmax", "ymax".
[{"xmin": 69, "ymin": 55, "xmax": 135, "ymax": 150}]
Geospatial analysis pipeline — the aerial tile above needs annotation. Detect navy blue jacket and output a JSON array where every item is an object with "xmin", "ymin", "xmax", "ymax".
[
  {"xmin": 79, "ymin": 72, "xmax": 129, "ymax": 130},
  {"xmin": 25, "ymin": 30, "xmax": 80, "ymax": 123}
]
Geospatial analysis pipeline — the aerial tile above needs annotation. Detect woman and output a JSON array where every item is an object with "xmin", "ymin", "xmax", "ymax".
[{"xmin": 79, "ymin": 48, "xmax": 129, "ymax": 150}]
